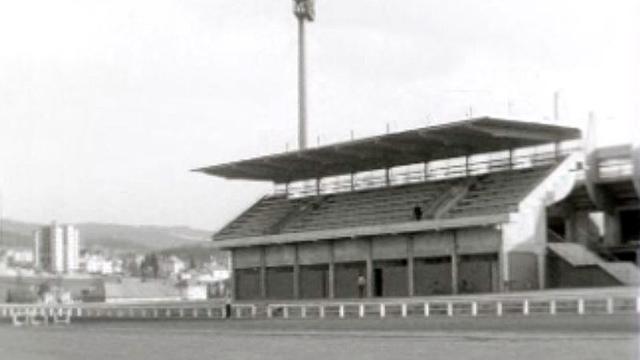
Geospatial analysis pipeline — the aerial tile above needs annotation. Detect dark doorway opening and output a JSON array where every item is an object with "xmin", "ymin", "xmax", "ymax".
[
  {"xmin": 547, "ymin": 216, "xmax": 566, "ymax": 239},
  {"xmin": 373, "ymin": 259, "xmax": 408, "ymax": 297},
  {"xmin": 621, "ymin": 209, "xmax": 640, "ymax": 244},
  {"xmin": 374, "ymin": 268, "xmax": 383, "ymax": 297}
]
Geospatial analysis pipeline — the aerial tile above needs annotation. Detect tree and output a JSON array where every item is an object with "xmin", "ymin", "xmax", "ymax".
[{"xmin": 149, "ymin": 253, "xmax": 159, "ymax": 278}]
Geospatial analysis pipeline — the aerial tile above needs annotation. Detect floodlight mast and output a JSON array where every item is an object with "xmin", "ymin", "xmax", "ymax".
[{"xmin": 293, "ymin": 0, "xmax": 314, "ymax": 150}]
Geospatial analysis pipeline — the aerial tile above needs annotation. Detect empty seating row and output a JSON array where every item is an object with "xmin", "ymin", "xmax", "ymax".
[
  {"xmin": 215, "ymin": 196, "xmax": 307, "ymax": 239},
  {"xmin": 280, "ymin": 180, "xmax": 455, "ymax": 233},
  {"xmin": 443, "ymin": 166, "xmax": 552, "ymax": 218},
  {"xmin": 214, "ymin": 164, "xmax": 556, "ymax": 239}
]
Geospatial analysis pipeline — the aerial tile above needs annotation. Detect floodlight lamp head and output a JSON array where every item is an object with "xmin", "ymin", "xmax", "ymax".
[{"xmin": 293, "ymin": 0, "xmax": 315, "ymax": 21}]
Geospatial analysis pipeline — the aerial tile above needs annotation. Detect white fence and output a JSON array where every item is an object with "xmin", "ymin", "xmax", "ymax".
[
  {"xmin": 1, "ymin": 288, "xmax": 638, "ymax": 325},
  {"xmin": 264, "ymin": 296, "xmax": 639, "ymax": 320}
]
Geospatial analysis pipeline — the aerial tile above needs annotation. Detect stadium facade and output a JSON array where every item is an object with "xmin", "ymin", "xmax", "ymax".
[{"xmin": 196, "ymin": 117, "xmax": 640, "ymax": 301}]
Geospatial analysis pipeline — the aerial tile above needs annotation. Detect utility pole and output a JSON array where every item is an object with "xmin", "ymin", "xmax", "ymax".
[
  {"xmin": 553, "ymin": 91, "xmax": 560, "ymax": 123},
  {"xmin": 0, "ymin": 189, "xmax": 3, "ymax": 247},
  {"xmin": 293, "ymin": 0, "xmax": 315, "ymax": 150}
]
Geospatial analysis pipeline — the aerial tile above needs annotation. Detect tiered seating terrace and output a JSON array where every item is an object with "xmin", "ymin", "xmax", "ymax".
[{"xmin": 215, "ymin": 164, "xmax": 556, "ymax": 239}]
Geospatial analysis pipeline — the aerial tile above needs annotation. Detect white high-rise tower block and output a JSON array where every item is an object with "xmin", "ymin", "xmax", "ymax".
[{"xmin": 34, "ymin": 222, "xmax": 80, "ymax": 274}]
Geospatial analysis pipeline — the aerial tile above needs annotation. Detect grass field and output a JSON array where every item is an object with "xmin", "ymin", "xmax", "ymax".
[{"xmin": 0, "ymin": 316, "xmax": 638, "ymax": 360}]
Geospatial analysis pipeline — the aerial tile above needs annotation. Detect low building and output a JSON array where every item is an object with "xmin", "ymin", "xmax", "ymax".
[
  {"xmin": 104, "ymin": 278, "xmax": 181, "ymax": 303},
  {"xmin": 177, "ymin": 280, "xmax": 208, "ymax": 301},
  {"xmin": 159, "ymin": 256, "xmax": 185, "ymax": 278}
]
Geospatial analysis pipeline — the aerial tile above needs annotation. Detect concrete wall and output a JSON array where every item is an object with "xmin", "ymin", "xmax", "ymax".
[
  {"xmin": 231, "ymin": 227, "xmax": 503, "ymax": 300},
  {"xmin": 300, "ymin": 264, "xmax": 329, "ymax": 299},
  {"xmin": 458, "ymin": 254, "xmax": 498, "ymax": 293},
  {"xmin": 413, "ymin": 257, "xmax": 452, "ymax": 295},
  {"xmin": 372, "ymin": 235, "xmax": 408, "ymax": 260},
  {"xmin": 266, "ymin": 266, "xmax": 294, "ymax": 299},
  {"xmin": 604, "ymin": 211, "xmax": 622, "ymax": 246},
  {"xmin": 502, "ymin": 153, "xmax": 581, "ymax": 290},
  {"xmin": 265, "ymin": 245, "xmax": 296, "ymax": 267},
  {"xmin": 413, "ymin": 232, "xmax": 453, "ymax": 257},
  {"xmin": 333, "ymin": 239, "xmax": 369, "ymax": 262},
  {"xmin": 235, "ymin": 268, "xmax": 260, "ymax": 300},
  {"xmin": 457, "ymin": 228, "xmax": 500, "ymax": 254},
  {"xmin": 546, "ymin": 255, "xmax": 620, "ymax": 288},
  {"xmin": 507, "ymin": 252, "xmax": 538, "ymax": 290},
  {"xmin": 334, "ymin": 262, "xmax": 366, "ymax": 298},
  {"xmin": 234, "ymin": 247, "xmax": 261, "ymax": 269},
  {"xmin": 298, "ymin": 242, "xmax": 331, "ymax": 265}
]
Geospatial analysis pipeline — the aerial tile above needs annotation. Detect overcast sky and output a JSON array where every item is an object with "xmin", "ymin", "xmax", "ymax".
[{"xmin": 0, "ymin": 0, "xmax": 638, "ymax": 231}]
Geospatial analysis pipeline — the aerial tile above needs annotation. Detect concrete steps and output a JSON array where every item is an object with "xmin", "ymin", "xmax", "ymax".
[{"xmin": 548, "ymin": 242, "xmax": 640, "ymax": 286}]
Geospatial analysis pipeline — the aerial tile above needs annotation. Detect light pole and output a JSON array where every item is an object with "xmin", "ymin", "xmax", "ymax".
[
  {"xmin": 293, "ymin": 0, "xmax": 315, "ymax": 150},
  {"xmin": 0, "ymin": 189, "xmax": 3, "ymax": 247}
]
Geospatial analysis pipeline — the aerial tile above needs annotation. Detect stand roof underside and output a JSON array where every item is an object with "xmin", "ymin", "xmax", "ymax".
[{"xmin": 193, "ymin": 117, "xmax": 581, "ymax": 183}]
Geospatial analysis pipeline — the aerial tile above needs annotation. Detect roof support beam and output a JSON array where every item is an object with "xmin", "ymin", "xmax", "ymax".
[
  {"xmin": 416, "ymin": 130, "xmax": 452, "ymax": 146},
  {"xmin": 295, "ymin": 151, "xmax": 338, "ymax": 166},
  {"xmin": 372, "ymin": 139, "xmax": 432, "ymax": 161},
  {"xmin": 209, "ymin": 164, "xmax": 273, "ymax": 180},
  {"xmin": 416, "ymin": 131, "xmax": 477, "ymax": 155},
  {"xmin": 466, "ymin": 123, "xmax": 560, "ymax": 142}
]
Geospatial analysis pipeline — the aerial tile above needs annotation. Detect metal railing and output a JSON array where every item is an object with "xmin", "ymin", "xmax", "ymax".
[
  {"xmin": 275, "ymin": 145, "xmax": 576, "ymax": 199},
  {"xmin": 264, "ymin": 295, "xmax": 639, "ymax": 320},
  {"xmin": 1, "ymin": 287, "xmax": 638, "ymax": 325},
  {"xmin": 598, "ymin": 158, "xmax": 634, "ymax": 180}
]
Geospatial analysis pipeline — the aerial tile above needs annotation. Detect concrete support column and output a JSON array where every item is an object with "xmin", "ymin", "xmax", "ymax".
[
  {"xmin": 259, "ymin": 246, "xmax": 267, "ymax": 299},
  {"xmin": 451, "ymin": 231, "xmax": 459, "ymax": 295},
  {"xmin": 537, "ymin": 251, "xmax": 546, "ymax": 290},
  {"xmin": 491, "ymin": 257, "xmax": 500, "ymax": 292},
  {"xmin": 328, "ymin": 241, "xmax": 335, "ymax": 299},
  {"xmin": 293, "ymin": 244, "xmax": 300, "ymax": 299},
  {"xmin": 604, "ymin": 211, "xmax": 621, "ymax": 246},
  {"xmin": 564, "ymin": 208, "xmax": 576, "ymax": 243},
  {"xmin": 385, "ymin": 168, "xmax": 391, "ymax": 187},
  {"xmin": 229, "ymin": 250, "xmax": 237, "ymax": 301},
  {"xmin": 366, "ymin": 238, "xmax": 374, "ymax": 298},
  {"xmin": 509, "ymin": 149, "xmax": 514, "ymax": 169},
  {"xmin": 407, "ymin": 236, "xmax": 415, "ymax": 297}
]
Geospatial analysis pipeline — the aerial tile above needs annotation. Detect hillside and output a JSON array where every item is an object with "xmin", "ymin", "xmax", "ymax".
[
  {"xmin": 0, "ymin": 219, "xmax": 213, "ymax": 253},
  {"xmin": 158, "ymin": 243, "xmax": 228, "ymax": 265}
]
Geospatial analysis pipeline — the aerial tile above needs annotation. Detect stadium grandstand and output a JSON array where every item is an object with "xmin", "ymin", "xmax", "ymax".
[{"xmin": 195, "ymin": 117, "xmax": 640, "ymax": 301}]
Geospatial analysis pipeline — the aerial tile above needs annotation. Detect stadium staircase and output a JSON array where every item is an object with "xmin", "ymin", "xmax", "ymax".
[
  {"xmin": 547, "ymin": 242, "xmax": 640, "ymax": 286},
  {"xmin": 441, "ymin": 165, "xmax": 552, "ymax": 218},
  {"xmin": 422, "ymin": 178, "xmax": 475, "ymax": 219}
]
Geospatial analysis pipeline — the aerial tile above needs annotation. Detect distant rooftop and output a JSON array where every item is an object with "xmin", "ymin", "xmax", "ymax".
[{"xmin": 194, "ymin": 117, "xmax": 581, "ymax": 183}]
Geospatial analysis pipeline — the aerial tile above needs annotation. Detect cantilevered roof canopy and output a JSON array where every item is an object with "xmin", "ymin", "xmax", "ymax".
[{"xmin": 193, "ymin": 117, "xmax": 581, "ymax": 183}]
